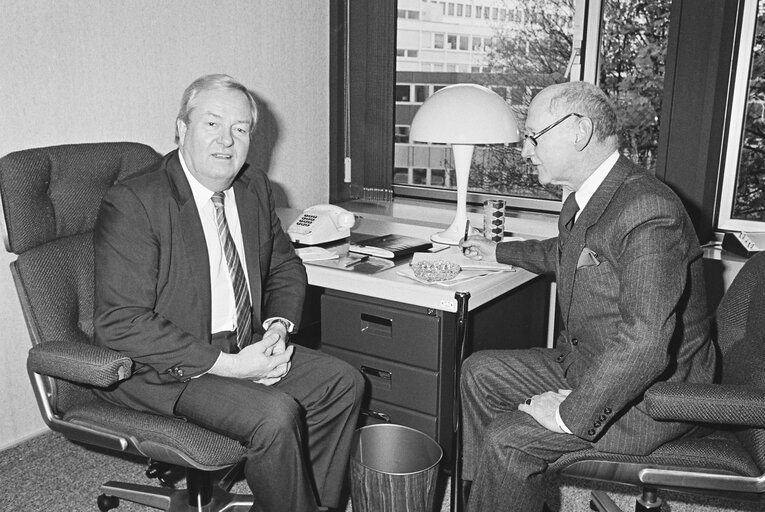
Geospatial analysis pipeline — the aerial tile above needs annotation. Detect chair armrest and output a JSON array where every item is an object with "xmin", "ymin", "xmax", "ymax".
[
  {"xmin": 28, "ymin": 341, "xmax": 133, "ymax": 387},
  {"xmin": 645, "ymin": 382, "xmax": 765, "ymax": 428}
]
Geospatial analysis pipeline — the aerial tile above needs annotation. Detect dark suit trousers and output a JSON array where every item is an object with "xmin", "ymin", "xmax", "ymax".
[
  {"xmin": 461, "ymin": 348, "xmax": 591, "ymax": 512},
  {"xmin": 175, "ymin": 345, "xmax": 364, "ymax": 512}
]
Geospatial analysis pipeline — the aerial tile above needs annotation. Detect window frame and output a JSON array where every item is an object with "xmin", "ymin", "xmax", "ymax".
[{"xmin": 717, "ymin": 0, "xmax": 763, "ymax": 231}]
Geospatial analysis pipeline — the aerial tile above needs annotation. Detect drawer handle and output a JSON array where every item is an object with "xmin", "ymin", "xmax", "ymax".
[
  {"xmin": 360, "ymin": 365, "xmax": 392, "ymax": 381},
  {"xmin": 361, "ymin": 409, "xmax": 391, "ymax": 422},
  {"xmin": 360, "ymin": 313, "xmax": 393, "ymax": 337}
]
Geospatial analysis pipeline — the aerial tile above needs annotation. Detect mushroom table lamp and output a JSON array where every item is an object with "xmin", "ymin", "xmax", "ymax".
[{"xmin": 409, "ymin": 83, "xmax": 520, "ymax": 245}]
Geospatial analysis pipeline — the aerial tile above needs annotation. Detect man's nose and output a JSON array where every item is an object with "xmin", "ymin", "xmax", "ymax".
[
  {"xmin": 520, "ymin": 137, "xmax": 534, "ymax": 159},
  {"xmin": 217, "ymin": 130, "xmax": 234, "ymax": 147}
]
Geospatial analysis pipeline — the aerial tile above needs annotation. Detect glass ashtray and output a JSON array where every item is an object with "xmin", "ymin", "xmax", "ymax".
[{"xmin": 411, "ymin": 260, "xmax": 461, "ymax": 282}]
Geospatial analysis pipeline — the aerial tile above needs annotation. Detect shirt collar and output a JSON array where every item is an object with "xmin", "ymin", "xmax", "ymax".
[
  {"xmin": 566, "ymin": 150, "xmax": 619, "ymax": 213},
  {"xmin": 178, "ymin": 150, "xmax": 232, "ymax": 208}
]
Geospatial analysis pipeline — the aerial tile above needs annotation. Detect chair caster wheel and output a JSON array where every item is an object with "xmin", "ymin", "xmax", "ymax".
[{"xmin": 97, "ymin": 493, "xmax": 119, "ymax": 511}]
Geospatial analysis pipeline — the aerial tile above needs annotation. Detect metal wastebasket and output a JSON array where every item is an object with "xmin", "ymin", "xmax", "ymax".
[{"xmin": 349, "ymin": 424, "xmax": 443, "ymax": 512}]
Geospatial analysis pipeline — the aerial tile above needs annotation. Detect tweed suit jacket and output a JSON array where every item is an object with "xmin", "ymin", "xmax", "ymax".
[
  {"xmin": 496, "ymin": 155, "xmax": 716, "ymax": 455},
  {"xmin": 93, "ymin": 150, "xmax": 307, "ymax": 417}
]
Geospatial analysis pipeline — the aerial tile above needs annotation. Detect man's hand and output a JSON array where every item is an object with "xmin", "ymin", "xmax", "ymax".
[
  {"xmin": 252, "ymin": 322, "xmax": 292, "ymax": 385},
  {"xmin": 518, "ymin": 389, "xmax": 572, "ymax": 433},
  {"xmin": 459, "ymin": 235, "xmax": 497, "ymax": 262},
  {"xmin": 208, "ymin": 323, "xmax": 294, "ymax": 384}
]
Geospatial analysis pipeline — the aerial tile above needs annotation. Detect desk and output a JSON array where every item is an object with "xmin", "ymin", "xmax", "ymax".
[{"xmin": 278, "ymin": 209, "xmax": 552, "ymax": 474}]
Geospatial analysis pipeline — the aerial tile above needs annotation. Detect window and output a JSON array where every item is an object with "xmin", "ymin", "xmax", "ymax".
[
  {"xmin": 334, "ymin": 1, "xmax": 675, "ymax": 215},
  {"xmin": 391, "ymin": 0, "xmax": 673, "ymax": 210},
  {"xmin": 718, "ymin": 0, "xmax": 765, "ymax": 230}
]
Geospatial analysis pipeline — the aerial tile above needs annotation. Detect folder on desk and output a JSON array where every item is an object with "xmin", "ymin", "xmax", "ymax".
[{"xmin": 349, "ymin": 233, "xmax": 432, "ymax": 259}]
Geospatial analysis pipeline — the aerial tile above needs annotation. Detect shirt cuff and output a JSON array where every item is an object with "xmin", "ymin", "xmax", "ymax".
[
  {"xmin": 192, "ymin": 353, "xmax": 222, "ymax": 379},
  {"xmin": 555, "ymin": 407, "xmax": 573, "ymax": 434},
  {"xmin": 263, "ymin": 317, "xmax": 295, "ymax": 333}
]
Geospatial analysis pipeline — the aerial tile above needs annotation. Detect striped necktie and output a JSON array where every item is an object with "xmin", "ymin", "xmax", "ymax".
[
  {"xmin": 211, "ymin": 192, "xmax": 252, "ymax": 349},
  {"xmin": 558, "ymin": 192, "xmax": 579, "ymax": 251}
]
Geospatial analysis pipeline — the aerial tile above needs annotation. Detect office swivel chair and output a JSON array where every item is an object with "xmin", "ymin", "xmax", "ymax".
[
  {"xmin": 548, "ymin": 249, "xmax": 765, "ymax": 511},
  {"xmin": 0, "ymin": 143, "xmax": 253, "ymax": 511}
]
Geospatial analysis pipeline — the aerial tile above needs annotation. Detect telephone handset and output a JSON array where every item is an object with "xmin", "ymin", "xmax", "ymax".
[{"xmin": 287, "ymin": 204, "xmax": 355, "ymax": 245}]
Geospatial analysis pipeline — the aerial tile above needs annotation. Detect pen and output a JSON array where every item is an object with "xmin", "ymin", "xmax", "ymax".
[
  {"xmin": 344, "ymin": 255, "xmax": 369, "ymax": 268},
  {"xmin": 462, "ymin": 219, "xmax": 470, "ymax": 254}
]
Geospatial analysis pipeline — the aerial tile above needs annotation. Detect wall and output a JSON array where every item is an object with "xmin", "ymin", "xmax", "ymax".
[{"xmin": 0, "ymin": 0, "xmax": 330, "ymax": 449}]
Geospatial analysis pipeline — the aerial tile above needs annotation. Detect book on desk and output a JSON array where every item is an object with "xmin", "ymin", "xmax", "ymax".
[{"xmin": 349, "ymin": 233, "xmax": 433, "ymax": 259}]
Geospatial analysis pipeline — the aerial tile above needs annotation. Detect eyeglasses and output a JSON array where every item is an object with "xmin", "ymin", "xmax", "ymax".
[{"xmin": 524, "ymin": 112, "xmax": 583, "ymax": 147}]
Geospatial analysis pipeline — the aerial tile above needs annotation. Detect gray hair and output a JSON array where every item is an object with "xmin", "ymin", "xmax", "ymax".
[
  {"xmin": 174, "ymin": 74, "xmax": 258, "ymax": 144},
  {"xmin": 546, "ymin": 81, "xmax": 618, "ymax": 141}
]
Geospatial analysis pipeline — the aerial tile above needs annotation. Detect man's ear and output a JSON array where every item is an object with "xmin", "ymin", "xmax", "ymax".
[
  {"xmin": 574, "ymin": 117, "xmax": 594, "ymax": 151},
  {"xmin": 176, "ymin": 119, "xmax": 187, "ymax": 146}
]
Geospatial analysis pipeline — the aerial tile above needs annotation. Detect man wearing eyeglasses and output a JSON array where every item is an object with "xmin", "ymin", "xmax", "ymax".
[{"xmin": 459, "ymin": 81, "xmax": 715, "ymax": 511}]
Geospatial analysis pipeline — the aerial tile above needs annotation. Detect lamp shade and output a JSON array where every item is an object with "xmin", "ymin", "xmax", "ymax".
[{"xmin": 409, "ymin": 83, "xmax": 520, "ymax": 144}]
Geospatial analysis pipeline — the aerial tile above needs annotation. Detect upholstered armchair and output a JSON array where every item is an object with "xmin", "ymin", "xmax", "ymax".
[
  {"xmin": 551, "ymin": 251, "xmax": 765, "ymax": 511},
  {"xmin": 0, "ymin": 143, "xmax": 254, "ymax": 511}
]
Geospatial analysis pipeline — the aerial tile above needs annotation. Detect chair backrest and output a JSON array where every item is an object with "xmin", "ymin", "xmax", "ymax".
[
  {"xmin": 714, "ymin": 250, "xmax": 765, "ymax": 471},
  {"xmin": 0, "ymin": 142, "xmax": 160, "ymax": 414}
]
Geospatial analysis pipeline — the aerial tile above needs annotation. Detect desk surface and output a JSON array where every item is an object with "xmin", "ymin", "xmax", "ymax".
[{"xmin": 277, "ymin": 208, "xmax": 540, "ymax": 313}]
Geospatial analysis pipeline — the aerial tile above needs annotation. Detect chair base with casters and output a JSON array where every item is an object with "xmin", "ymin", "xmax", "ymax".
[{"xmin": 98, "ymin": 465, "xmax": 252, "ymax": 512}]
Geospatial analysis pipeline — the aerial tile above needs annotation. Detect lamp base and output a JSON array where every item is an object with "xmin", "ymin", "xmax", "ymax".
[{"xmin": 431, "ymin": 226, "xmax": 465, "ymax": 246}]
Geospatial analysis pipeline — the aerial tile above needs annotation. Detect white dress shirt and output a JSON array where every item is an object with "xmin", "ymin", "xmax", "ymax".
[{"xmin": 179, "ymin": 152, "xmax": 251, "ymax": 334}]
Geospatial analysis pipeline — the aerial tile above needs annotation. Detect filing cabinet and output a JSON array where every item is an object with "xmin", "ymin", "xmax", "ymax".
[{"xmin": 318, "ymin": 275, "xmax": 550, "ymax": 465}]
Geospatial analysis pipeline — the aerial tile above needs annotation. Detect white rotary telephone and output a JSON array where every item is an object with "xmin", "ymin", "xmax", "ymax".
[{"xmin": 286, "ymin": 204, "xmax": 355, "ymax": 245}]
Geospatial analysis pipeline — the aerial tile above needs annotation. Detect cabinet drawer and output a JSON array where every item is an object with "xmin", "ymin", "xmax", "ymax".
[
  {"xmin": 323, "ymin": 346, "xmax": 438, "ymax": 415},
  {"xmin": 360, "ymin": 398, "xmax": 439, "ymax": 442},
  {"xmin": 321, "ymin": 293, "xmax": 440, "ymax": 370}
]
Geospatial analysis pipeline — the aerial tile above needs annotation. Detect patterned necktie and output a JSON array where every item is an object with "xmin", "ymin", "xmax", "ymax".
[
  {"xmin": 558, "ymin": 192, "xmax": 579, "ymax": 251},
  {"xmin": 211, "ymin": 192, "xmax": 252, "ymax": 349}
]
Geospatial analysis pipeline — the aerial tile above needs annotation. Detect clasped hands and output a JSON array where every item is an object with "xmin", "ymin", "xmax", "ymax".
[{"xmin": 212, "ymin": 323, "xmax": 293, "ymax": 385}]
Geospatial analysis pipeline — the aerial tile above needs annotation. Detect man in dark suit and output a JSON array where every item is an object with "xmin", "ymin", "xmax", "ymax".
[
  {"xmin": 93, "ymin": 74, "xmax": 364, "ymax": 512},
  {"xmin": 459, "ymin": 81, "xmax": 716, "ymax": 511}
]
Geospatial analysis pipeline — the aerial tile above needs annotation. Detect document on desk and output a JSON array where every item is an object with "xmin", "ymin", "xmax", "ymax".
[{"xmin": 410, "ymin": 247, "xmax": 515, "ymax": 271}]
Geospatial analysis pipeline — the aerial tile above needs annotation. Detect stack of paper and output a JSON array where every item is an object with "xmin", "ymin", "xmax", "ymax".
[{"xmin": 295, "ymin": 246, "xmax": 339, "ymax": 262}]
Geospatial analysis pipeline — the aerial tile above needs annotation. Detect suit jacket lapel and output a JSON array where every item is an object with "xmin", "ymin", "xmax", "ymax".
[
  {"xmin": 166, "ymin": 152, "xmax": 213, "ymax": 339},
  {"xmin": 233, "ymin": 171, "xmax": 263, "ymax": 325},
  {"xmin": 558, "ymin": 156, "xmax": 632, "ymax": 324}
]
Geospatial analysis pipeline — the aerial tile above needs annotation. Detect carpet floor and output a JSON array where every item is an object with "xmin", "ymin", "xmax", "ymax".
[{"xmin": 1, "ymin": 431, "xmax": 763, "ymax": 511}]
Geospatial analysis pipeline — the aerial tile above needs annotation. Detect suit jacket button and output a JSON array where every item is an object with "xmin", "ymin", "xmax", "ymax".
[
  {"xmin": 556, "ymin": 355, "xmax": 564, "ymax": 362},
  {"xmin": 594, "ymin": 420, "xmax": 601, "ymax": 427},
  {"xmin": 604, "ymin": 407, "xmax": 612, "ymax": 414},
  {"xmin": 599, "ymin": 414, "xmax": 606, "ymax": 421},
  {"xmin": 588, "ymin": 429, "xmax": 596, "ymax": 436},
  {"xmin": 571, "ymin": 338, "xmax": 578, "ymax": 345}
]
